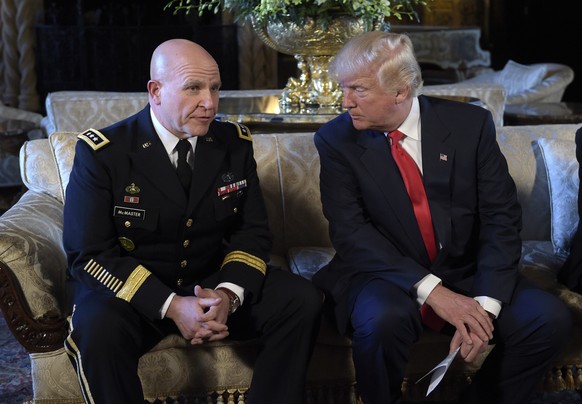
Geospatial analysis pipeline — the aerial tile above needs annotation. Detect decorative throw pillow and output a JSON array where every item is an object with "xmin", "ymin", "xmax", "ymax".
[
  {"xmin": 465, "ymin": 60, "xmax": 547, "ymax": 97},
  {"xmin": 537, "ymin": 138, "xmax": 580, "ymax": 257},
  {"xmin": 498, "ymin": 60, "xmax": 547, "ymax": 97}
]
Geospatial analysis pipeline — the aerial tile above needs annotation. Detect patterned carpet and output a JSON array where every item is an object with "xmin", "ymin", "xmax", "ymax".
[
  {"xmin": 0, "ymin": 313, "xmax": 32, "ymax": 403},
  {"xmin": 1, "ymin": 311, "xmax": 581, "ymax": 404}
]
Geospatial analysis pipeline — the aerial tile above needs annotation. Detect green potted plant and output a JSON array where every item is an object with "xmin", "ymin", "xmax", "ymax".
[
  {"xmin": 165, "ymin": 0, "xmax": 429, "ymax": 31},
  {"xmin": 165, "ymin": 0, "xmax": 430, "ymax": 109}
]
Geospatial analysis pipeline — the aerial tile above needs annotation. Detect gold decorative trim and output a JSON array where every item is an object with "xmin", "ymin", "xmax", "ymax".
[
  {"xmin": 64, "ymin": 315, "xmax": 96, "ymax": 403},
  {"xmin": 116, "ymin": 265, "xmax": 151, "ymax": 302},
  {"xmin": 83, "ymin": 259, "xmax": 123, "ymax": 293},
  {"xmin": 221, "ymin": 251, "xmax": 267, "ymax": 274}
]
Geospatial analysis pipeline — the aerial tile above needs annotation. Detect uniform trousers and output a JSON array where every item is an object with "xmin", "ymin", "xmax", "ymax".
[
  {"xmin": 347, "ymin": 275, "xmax": 572, "ymax": 404},
  {"xmin": 65, "ymin": 268, "xmax": 322, "ymax": 404}
]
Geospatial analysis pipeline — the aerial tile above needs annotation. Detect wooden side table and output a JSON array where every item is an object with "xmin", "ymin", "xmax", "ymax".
[
  {"xmin": 504, "ymin": 102, "xmax": 582, "ymax": 125},
  {"xmin": 0, "ymin": 118, "xmax": 36, "ymax": 213}
]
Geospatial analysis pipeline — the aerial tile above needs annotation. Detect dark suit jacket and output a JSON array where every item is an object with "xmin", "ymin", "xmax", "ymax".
[
  {"xmin": 63, "ymin": 106, "xmax": 272, "ymax": 320},
  {"xmin": 313, "ymin": 95, "xmax": 522, "ymax": 333},
  {"xmin": 558, "ymin": 127, "xmax": 582, "ymax": 291}
]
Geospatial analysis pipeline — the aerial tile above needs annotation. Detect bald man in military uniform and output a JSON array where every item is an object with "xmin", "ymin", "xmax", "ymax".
[{"xmin": 63, "ymin": 38, "xmax": 322, "ymax": 404}]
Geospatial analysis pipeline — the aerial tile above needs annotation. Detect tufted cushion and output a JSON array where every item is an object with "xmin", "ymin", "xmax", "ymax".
[{"xmin": 537, "ymin": 138, "xmax": 580, "ymax": 257}]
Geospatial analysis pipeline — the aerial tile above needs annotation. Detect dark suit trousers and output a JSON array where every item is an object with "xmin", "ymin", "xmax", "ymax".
[
  {"xmin": 65, "ymin": 268, "xmax": 322, "ymax": 404},
  {"xmin": 347, "ymin": 276, "xmax": 572, "ymax": 404}
]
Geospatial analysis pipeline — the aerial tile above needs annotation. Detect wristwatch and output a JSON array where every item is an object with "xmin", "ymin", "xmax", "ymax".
[{"xmin": 217, "ymin": 287, "xmax": 241, "ymax": 314}]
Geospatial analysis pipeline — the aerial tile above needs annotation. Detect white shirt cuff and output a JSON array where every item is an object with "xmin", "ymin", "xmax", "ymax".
[
  {"xmin": 414, "ymin": 274, "xmax": 442, "ymax": 306},
  {"xmin": 160, "ymin": 292, "xmax": 177, "ymax": 319},
  {"xmin": 216, "ymin": 282, "xmax": 245, "ymax": 305},
  {"xmin": 474, "ymin": 296, "xmax": 502, "ymax": 318}
]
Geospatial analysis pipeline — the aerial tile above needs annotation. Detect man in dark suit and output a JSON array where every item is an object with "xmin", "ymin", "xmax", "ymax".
[
  {"xmin": 63, "ymin": 38, "xmax": 322, "ymax": 404},
  {"xmin": 314, "ymin": 31, "xmax": 571, "ymax": 404},
  {"xmin": 559, "ymin": 127, "xmax": 582, "ymax": 292}
]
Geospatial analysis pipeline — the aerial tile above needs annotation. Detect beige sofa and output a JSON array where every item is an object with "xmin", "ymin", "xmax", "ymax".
[
  {"xmin": 1, "ymin": 92, "xmax": 581, "ymax": 403},
  {"xmin": 40, "ymin": 84, "xmax": 507, "ymax": 136}
]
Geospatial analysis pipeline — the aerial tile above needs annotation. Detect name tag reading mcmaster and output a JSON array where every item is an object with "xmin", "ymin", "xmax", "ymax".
[{"xmin": 113, "ymin": 206, "xmax": 146, "ymax": 220}]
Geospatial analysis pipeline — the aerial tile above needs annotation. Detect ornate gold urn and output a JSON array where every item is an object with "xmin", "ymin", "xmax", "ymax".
[{"xmin": 253, "ymin": 15, "xmax": 378, "ymax": 112}]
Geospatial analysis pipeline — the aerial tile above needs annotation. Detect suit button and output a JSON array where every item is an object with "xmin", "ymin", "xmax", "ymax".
[
  {"xmin": 180, "ymin": 260, "xmax": 187, "ymax": 268},
  {"xmin": 183, "ymin": 240, "xmax": 190, "ymax": 248},
  {"xmin": 186, "ymin": 219, "xmax": 193, "ymax": 227},
  {"xmin": 177, "ymin": 278, "xmax": 183, "ymax": 286}
]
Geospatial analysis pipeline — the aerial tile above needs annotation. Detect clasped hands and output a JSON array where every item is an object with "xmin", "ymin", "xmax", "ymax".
[
  {"xmin": 165, "ymin": 285, "xmax": 231, "ymax": 345},
  {"xmin": 425, "ymin": 285, "xmax": 495, "ymax": 363}
]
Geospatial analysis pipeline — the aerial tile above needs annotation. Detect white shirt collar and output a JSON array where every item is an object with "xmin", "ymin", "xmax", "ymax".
[
  {"xmin": 397, "ymin": 97, "xmax": 421, "ymax": 140},
  {"xmin": 150, "ymin": 108, "xmax": 198, "ymax": 157}
]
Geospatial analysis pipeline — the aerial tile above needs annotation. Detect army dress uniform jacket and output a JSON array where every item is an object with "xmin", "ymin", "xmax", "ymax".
[{"xmin": 63, "ymin": 106, "xmax": 273, "ymax": 320}]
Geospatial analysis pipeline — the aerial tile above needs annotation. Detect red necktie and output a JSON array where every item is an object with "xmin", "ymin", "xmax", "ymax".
[{"xmin": 389, "ymin": 130, "xmax": 445, "ymax": 332}]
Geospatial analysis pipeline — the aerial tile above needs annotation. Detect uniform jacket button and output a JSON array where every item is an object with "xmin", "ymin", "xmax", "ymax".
[
  {"xmin": 177, "ymin": 278, "xmax": 183, "ymax": 286},
  {"xmin": 183, "ymin": 240, "xmax": 190, "ymax": 248},
  {"xmin": 180, "ymin": 260, "xmax": 187, "ymax": 268}
]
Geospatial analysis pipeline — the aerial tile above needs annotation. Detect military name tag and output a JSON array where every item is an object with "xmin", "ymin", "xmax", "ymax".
[{"xmin": 113, "ymin": 206, "xmax": 146, "ymax": 220}]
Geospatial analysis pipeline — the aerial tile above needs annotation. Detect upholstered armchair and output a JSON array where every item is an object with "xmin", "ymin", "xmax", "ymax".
[{"xmin": 463, "ymin": 61, "xmax": 575, "ymax": 105}]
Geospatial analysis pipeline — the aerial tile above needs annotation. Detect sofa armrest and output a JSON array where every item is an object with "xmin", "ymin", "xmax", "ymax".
[{"xmin": 0, "ymin": 191, "xmax": 69, "ymax": 352}]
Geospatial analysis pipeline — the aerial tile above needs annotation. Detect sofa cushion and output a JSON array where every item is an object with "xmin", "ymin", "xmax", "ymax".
[
  {"xmin": 520, "ymin": 240, "xmax": 566, "ymax": 288},
  {"xmin": 497, "ymin": 124, "xmax": 581, "ymax": 241},
  {"xmin": 537, "ymin": 138, "xmax": 579, "ymax": 257},
  {"xmin": 20, "ymin": 139, "xmax": 61, "ymax": 199},
  {"xmin": 44, "ymin": 91, "xmax": 148, "ymax": 134},
  {"xmin": 465, "ymin": 60, "xmax": 547, "ymax": 98},
  {"xmin": 288, "ymin": 246, "xmax": 334, "ymax": 281},
  {"xmin": 498, "ymin": 60, "xmax": 547, "ymax": 97},
  {"xmin": 48, "ymin": 132, "xmax": 79, "ymax": 202}
]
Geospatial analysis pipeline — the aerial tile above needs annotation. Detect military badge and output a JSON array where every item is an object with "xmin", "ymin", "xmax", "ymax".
[
  {"xmin": 78, "ymin": 128, "xmax": 110, "ymax": 151},
  {"xmin": 226, "ymin": 121, "xmax": 252, "ymax": 141},
  {"xmin": 118, "ymin": 237, "xmax": 135, "ymax": 252},
  {"xmin": 217, "ymin": 179, "xmax": 247, "ymax": 196},
  {"xmin": 222, "ymin": 172, "xmax": 235, "ymax": 182},
  {"xmin": 125, "ymin": 183, "xmax": 140, "ymax": 194}
]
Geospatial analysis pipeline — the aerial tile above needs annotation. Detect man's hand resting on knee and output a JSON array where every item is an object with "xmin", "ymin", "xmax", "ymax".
[{"xmin": 425, "ymin": 284, "xmax": 494, "ymax": 362}]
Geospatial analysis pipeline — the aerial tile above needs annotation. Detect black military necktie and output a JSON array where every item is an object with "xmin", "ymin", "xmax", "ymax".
[{"xmin": 176, "ymin": 139, "xmax": 192, "ymax": 194}]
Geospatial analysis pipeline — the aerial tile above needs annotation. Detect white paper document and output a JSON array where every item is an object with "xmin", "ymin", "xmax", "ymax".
[{"xmin": 416, "ymin": 347, "xmax": 460, "ymax": 396}]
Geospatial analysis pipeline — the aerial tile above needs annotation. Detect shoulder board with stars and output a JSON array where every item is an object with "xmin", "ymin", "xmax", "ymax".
[
  {"xmin": 227, "ymin": 121, "xmax": 252, "ymax": 142},
  {"xmin": 77, "ymin": 128, "xmax": 110, "ymax": 151}
]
